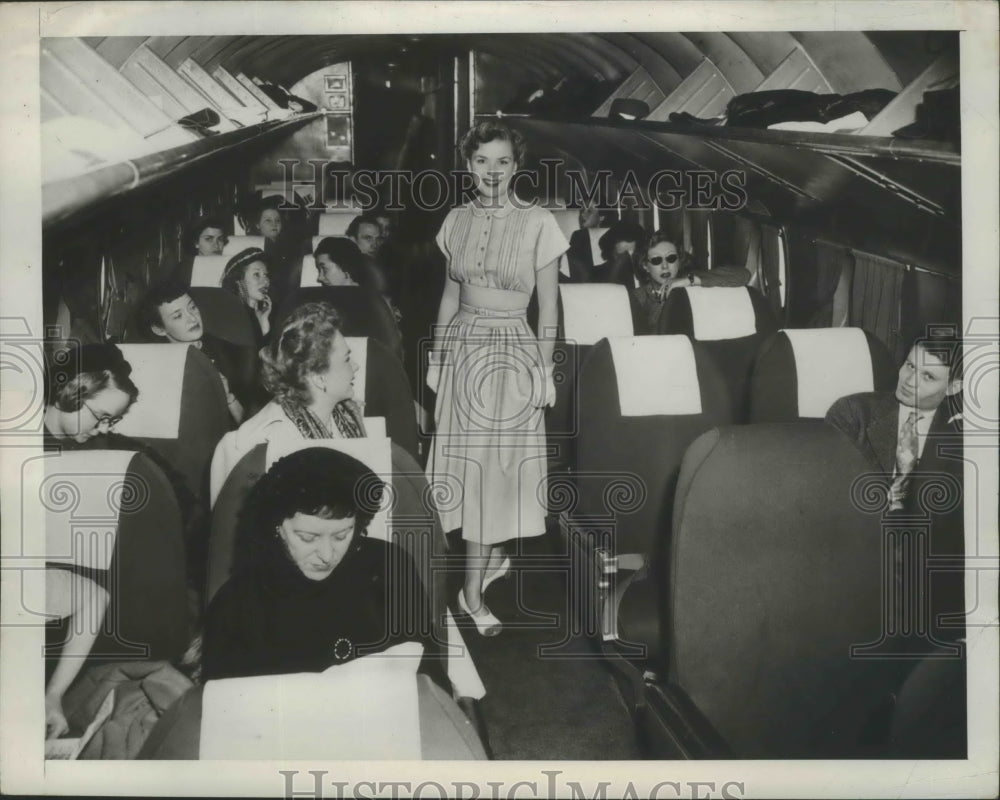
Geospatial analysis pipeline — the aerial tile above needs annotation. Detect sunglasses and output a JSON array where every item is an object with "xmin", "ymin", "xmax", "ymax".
[{"xmin": 647, "ymin": 254, "xmax": 680, "ymax": 266}]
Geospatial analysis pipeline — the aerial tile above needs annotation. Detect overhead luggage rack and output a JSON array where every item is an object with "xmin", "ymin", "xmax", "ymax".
[{"xmin": 42, "ymin": 113, "xmax": 321, "ymax": 229}]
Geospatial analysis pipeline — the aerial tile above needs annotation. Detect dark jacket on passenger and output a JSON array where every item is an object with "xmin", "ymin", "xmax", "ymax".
[
  {"xmin": 202, "ymin": 537, "xmax": 446, "ymax": 688},
  {"xmin": 825, "ymin": 391, "xmax": 964, "ymax": 642}
]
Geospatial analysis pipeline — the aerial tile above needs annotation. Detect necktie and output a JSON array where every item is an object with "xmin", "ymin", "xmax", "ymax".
[{"xmin": 889, "ymin": 410, "xmax": 919, "ymax": 511}]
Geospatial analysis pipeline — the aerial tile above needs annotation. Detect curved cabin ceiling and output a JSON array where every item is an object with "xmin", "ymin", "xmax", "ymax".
[{"xmin": 83, "ymin": 31, "xmax": 925, "ymax": 100}]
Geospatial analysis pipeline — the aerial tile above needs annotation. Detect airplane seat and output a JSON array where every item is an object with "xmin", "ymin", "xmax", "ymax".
[
  {"xmin": 348, "ymin": 336, "xmax": 420, "ymax": 461},
  {"xmin": 187, "ymin": 254, "xmax": 261, "ymax": 400},
  {"xmin": 657, "ymin": 285, "xmax": 779, "ymax": 423},
  {"xmin": 273, "ymin": 286, "xmax": 401, "ymax": 357},
  {"xmin": 643, "ymin": 424, "xmax": 900, "ymax": 758},
  {"xmin": 206, "ymin": 438, "xmax": 488, "ymax": 706},
  {"xmin": 147, "ymin": 438, "xmax": 486, "ymax": 761},
  {"xmin": 318, "ymin": 211, "xmax": 357, "ymax": 236},
  {"xmin": 888, "ymin": 653, "xmax": 967, "ymax": 759},
  {"xmin": 545, "ymin": 284, "xmax": 634, "ymax": 479},
  {"xmin": 139, "ymin": 673, "xmax": 487, "ymax": 760},
  {"xmin": 115, "ymin": 344, "xmax": 232, "ymax": 509},
  {"xmin": 567, "ymin": 335, "xmax": 732, "ymax": 690},
  {"xmin": 40, "ymin": 449, "xmax": 190, "ymax": 663},
  {"xmin": 749, "ymin": 328, "xmax": 897, "ymax": 422},
  {"xmin": 221, "ymin": 235, "xmax": 265, "ymax": 255}
]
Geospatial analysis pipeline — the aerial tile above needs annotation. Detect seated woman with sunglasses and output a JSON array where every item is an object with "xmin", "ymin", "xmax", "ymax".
[{"xmin": 632, "ymin": 231, "xmax": 750, "ymax": 334}]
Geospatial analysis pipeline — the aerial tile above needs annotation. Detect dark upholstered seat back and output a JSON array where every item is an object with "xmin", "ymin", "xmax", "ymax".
[
  {"xmin": 657, "ymin": 286, "xmax": 778, "ymax": 423},
  {"xmin": 750, "ymin": 328, "xmax": 896, "ymax": 422},
  {"xmin": 273, "ymin": 286, "xmax": 400, "ymax": 356},
  {"xmin": 115, "ymin": 344, "xmax": 232, "ymax": 507},
  {"xmin": 354, "ymin": 337, "xmax": 419, "ymax": 461},
  {"xmin": 574, "ymin": 336, "xmax": 732, "ymax": 560},
  {"xmin": 666, "ymin": 424, "xmax": 897, "ymax": 757},
  {"xmin": 41, "ymin": 450, "xmax": 189, "ymax": 661}
]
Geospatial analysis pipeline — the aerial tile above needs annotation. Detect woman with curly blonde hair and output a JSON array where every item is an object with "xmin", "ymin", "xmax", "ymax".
[{"xmin": 210, "ymin": 302, "xmax": 365, "ymax": 502}]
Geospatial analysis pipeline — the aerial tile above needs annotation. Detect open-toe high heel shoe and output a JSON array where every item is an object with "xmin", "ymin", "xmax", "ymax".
[
  {"xmin": 482, "ymin": 556, "xmax": 511, "ymax": 596},
  {"xmin": 457, "ymin": 589, "xmax": 502, "ymax": 637}
]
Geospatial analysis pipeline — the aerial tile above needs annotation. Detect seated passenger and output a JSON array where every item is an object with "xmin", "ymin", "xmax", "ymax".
[
  {"xmin": 210, "ymin": 303, "xmax": 365, "ymax": 494},
  {"xmin": 43, "ymin": 342, "xmax": 138, "ymax": 446},
  {"xmin": 825, "ymin": 333, "xmax": 963, "ymax": 511},
  {"xmin": 313, "ymin": 237, "xmax": 368, "ymax": 288},
  {"xmin": 202, "ymin": 447, "xmax": 443, "ymax": 684},
  {"xmin": 566, "ymin": 204, "xmax": 607, "ymax": 281},
  {"xmin": 345, "ymin": 213, "xmax": 382, "ymax": 260},
  {"xmin": 246, "ymin": 196, "xmax": 302, "ymax": 308},
  {"xmin": 44, "ymin": 569, "xmax": 110, "ymax": 740},
  {"xmin": 588, "ymin": 221, "xmax": 645, "ymax": 285},
  {"xmin": 190, "ymin": 215, "xmax": 228, "ymax": 258},
  {"xmin": 139, "ymin": 279, "xmax": 246, "ymax": 424},
  {"xmin": 632, "ymin": 231, "xmax": 750, "ymax": 333},
  {"xmin": 221, "ymin": 247, "xmax": 273, "ymax": 345},
  {"xmin": 170, "ymin": 215, "xmax": 228, "ymax": 285}
]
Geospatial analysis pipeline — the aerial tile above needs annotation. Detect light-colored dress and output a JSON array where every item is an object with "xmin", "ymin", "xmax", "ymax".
[{"xmin": 428, "ymin": 196, "xmax": 569, "ymax": 545}]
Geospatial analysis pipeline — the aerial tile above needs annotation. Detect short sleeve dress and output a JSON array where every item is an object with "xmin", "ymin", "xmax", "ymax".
[{"xmin": 428, "ymin": 197, "xmax": 568, "ymax": 545}]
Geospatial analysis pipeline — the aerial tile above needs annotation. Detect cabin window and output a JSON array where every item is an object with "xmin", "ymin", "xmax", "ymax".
[
  {"xmin": 705, "ymin": 216, "xmax": 713, "ymax": 269},
  {"xmin": 777, "ymin": 228, "xmax": 787, "ymax": 309},
  {"xmin": 756, "ymin": 224, "xmax": 784, "ymax": 318}
]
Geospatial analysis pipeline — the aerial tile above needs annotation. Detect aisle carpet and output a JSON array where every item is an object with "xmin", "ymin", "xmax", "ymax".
[{"xmin": 449, "ymin": 530, "xmax": 641, "ymax": 760}]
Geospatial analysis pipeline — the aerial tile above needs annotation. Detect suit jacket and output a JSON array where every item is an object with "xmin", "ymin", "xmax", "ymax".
[{"xmin": 826, "ymin": 391, "xmax": 965, "ymax": 639}]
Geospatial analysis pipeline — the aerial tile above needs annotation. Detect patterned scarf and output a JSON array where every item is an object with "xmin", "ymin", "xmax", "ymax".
[{"xmin": 280, "ymin": 398, "xmax": 367, "ymax": 440}]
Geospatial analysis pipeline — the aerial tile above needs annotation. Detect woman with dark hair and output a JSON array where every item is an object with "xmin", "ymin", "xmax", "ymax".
[
  {"xmin": 202, "ymin": 447, "xmax": 443, "ymax": 683},
  {"xmin": 632, "ymin": 230, "xmax": 750, "ymax": 334},
  {"xmin": 427, "ymin": 120, "xmax": 568, "ymax": 636},
  {"xmin": 43, "ymin": 343, "xmax": 139, "ymax": 445},
  {"xmin": 221, "ymin": 247, "xmax": 273, "ymax": 345},
  {"xmin": 313, "ymin": 237, "xmax": 369, "ymax": 288},
  {"xmin": 42, "ymin": 343, "xmax": 139, "ymax": 738},
  {"xmin": 210, "ymin": 302, "xmax": 365, "ymax": 500}
]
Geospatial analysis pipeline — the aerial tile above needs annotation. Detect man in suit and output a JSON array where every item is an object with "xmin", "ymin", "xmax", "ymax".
[
  {"xmin": 826, "ymin": 333, "xmax": 965, "ymax": 756},
  {"xmin": 825, "ymin": 331, "xmax": 964, "ymax": 631},
  {"xmin": 825, "ymin": 334, "xmax": 963, "ymax": 492}
]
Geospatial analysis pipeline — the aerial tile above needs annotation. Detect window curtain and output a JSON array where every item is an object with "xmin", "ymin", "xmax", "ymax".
[
  {"xmin": 849, "ymin": 250, "xmax": 905, "ymax": 359},
  {"xmin": 807, "ymin": 242, "xmax": 850, "ymax": 328}
]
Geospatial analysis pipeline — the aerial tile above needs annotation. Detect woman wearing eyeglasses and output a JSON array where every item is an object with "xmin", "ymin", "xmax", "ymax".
[
  {"xmin": 43, "ymin": 343, "xmax": 139, "ymax": 445},
  {"xmin": 632, "ymin": 231, "xmax": 750, "ymax": 334}
]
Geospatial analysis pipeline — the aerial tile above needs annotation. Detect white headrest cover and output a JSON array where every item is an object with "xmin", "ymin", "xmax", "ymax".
[
  {"xmin": 222, "ymin": 235, "xmax": 265, "ymax": 255},
  {"xmin": 200, "ymin": 641, "xmax": 423, "ymax": 759},
  {"xmin": 39, "ymin": 450, "xmax": 136, "ymax": 570},
  {"xmin": 560, "ymin": 284, "xmax": 633, "ymax": 345},
  {"xmin": 265, "ymin": 436, "xmax": 393, "ymax": 541},
  {"xmin": 344, "ymin": 337, "xmax": 368, "ymax": 402},
  {"xmin": 300, "ymin": 255, "xmax": 320, "ymax": 287},
  {"xmin": 609, "ymin": 336, "xmax": 702, "ymax": 416},
  {"xmin": 190, "ymin": 255, "xmax": 231, "ymax": 287},
  {"xmin": 784, "ymin": 328, "xmax": 873, "ymax": 418},
  {"xmin": 589, "ymin": 227, "xmax": 607, "ymax": 265},
  {"xmin": 114, "ymin": 344, "xmax": 188, "ymax": 438},
  {"xmin": 362, "ymin": 417, "xmax": 386, "ymax": 439},
  {"xmin": 318, "ymin": 212, "xmax": 356, "ymax": 236},
  {"xmin": 686, "ymin": 286, "xmax": 757, "ymax": 341}
]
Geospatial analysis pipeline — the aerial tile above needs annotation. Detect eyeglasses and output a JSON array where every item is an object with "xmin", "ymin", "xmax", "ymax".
[
  {"xmin": 82, "ymin": 401, "xmax": 123, "ymax": 429},
  {"xmin": 647, "ymin": 254, "xmax": 679, "ymax": 266}
]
